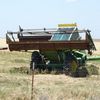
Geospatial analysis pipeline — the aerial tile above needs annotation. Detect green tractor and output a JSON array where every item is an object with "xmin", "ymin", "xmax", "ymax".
[{"xmin": 30, "ymin": 50, "xmax": 88, "ymax": 76}]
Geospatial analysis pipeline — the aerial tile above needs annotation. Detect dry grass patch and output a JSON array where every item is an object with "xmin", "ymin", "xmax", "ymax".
[
  {"xmin": 0, "ymin": 74, "xmax": 100, "ymax": 100},
  {"xmin": 0, "ymin": 44, "xmax": 99, "ymax": 100}
]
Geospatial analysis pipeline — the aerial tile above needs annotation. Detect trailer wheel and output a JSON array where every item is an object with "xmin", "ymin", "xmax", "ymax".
[
  {"xmin": 77, "ymin": 67, "xmax": 89, "ymax": 77},
  {"xmin": 64, "ymin": 60, "xmax": 78, "ymax": 76},
  {"xmin": 70, "ymin": 60, "xmax": 78, "ymax": 76},
  {"xmin": 30, "ymin": 51, "xmax": 46, "ymax": 73}
]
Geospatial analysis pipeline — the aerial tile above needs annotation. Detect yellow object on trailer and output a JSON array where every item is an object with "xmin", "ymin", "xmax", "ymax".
[{"xmin": 58, "ymin": 23, "xmax": 77, "ymax": 28}]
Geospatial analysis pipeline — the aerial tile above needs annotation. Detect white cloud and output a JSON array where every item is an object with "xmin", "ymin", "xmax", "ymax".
[{"xmin": 65, "ymin": 0, "xmax": 78, "ymax": 3}]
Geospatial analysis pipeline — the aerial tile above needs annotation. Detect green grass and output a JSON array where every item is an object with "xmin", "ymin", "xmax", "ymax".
[{"xmin": 0, "ymin": 51, "xmax": 100, "ymax": 100}]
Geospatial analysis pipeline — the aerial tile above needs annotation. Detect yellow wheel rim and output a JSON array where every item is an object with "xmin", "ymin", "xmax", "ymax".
[{"xmin": 71, "ymin": 60, "xmax": 78, "ymax": 73}]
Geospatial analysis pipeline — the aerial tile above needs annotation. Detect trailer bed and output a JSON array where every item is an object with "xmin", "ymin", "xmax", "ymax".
[{"xmin": 8, "ymin": 40, "xmax": 89, "ymax": 51}]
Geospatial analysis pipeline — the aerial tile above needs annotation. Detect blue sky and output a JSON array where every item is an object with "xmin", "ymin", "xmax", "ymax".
[{"xmin": 0, "ymin": 0, "xmax": 100, "ymax": 38}]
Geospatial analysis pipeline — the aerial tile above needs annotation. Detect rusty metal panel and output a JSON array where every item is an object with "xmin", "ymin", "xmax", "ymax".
[{"xmin": 8, "ymin": 40, "xmax": 89, "ymax": 51}]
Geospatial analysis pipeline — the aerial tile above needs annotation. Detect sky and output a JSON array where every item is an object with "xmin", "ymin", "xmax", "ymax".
[{"xmin": 0, "ymin": 0, "xmax": 100, "ymax": 38}]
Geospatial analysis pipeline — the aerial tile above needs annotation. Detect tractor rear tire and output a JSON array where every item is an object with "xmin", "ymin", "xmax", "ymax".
[{"xmin": 77, "ymin": 67, "xmax": 89, "ymax": 77}]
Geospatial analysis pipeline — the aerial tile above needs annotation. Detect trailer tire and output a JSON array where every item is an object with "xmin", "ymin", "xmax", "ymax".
[{"xmin": 77, "ymin": 67, "xmax": 89, "ymax": 77}]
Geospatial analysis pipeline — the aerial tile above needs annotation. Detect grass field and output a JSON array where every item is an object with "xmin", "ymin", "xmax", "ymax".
[{"xmin": 0, "ymin": 39, "xmax": 100, "ymax": 100}]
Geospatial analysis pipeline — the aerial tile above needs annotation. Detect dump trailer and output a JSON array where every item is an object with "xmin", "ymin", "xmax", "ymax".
[{"xmin": 6, "ymin": 23, "xmax": 96, "ymax": 76}]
